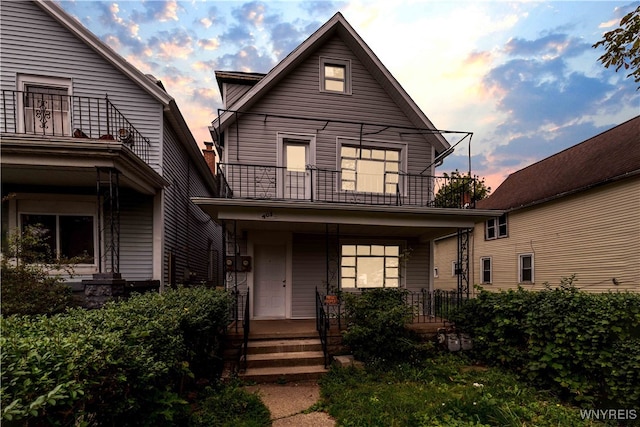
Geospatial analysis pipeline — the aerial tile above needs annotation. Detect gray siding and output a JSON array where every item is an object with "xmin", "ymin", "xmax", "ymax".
[
  {"xmin": 162, "ymin": 121, "xmax": 222, "ymax": 285},
  {"xmin": 224, "ymin": 83, "xmax": 253, "ymax": 108},
  {"xmin": 118, "ymin": 189, "xmax": 154, "ymax": 280},
  {"xmin": 405, "ymin": 239, "xmax": 431, "ymax": 292},
  {"xmin": 292, "ymin": 234, "xmax": 326, "ymax": 318},
  {"xmin": 224, "ymin": 35, "xmax": 434, "ymax": 176},
  {"xmin": 0, "ymin": 1, "xmax": 163, "ymax": 172}
]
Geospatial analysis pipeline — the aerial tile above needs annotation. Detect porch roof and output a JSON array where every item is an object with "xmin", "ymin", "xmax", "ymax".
[{"xmin": 193, "ymin": 197, "xmax": 501, "ymax": 240}]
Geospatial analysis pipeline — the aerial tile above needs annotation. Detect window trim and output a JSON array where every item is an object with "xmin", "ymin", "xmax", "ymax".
[
  {"xmin": 320, "ymin": 57, "xmax": 351, "ymax": 95},
  {"xmin": 339, "ymin": 241, "xmax": 404, "ymax": 290},
  {"xmin": 518, "ymin": 253, "xmax": 534, "ymax": 283},
  {"xmin": 17, "ymin": 74, "xmax": 73, "ymax": 136},
  {"xmin": 486, "ymin": 214, "xmax": 508, "ymax": 240},
  {"xmin": 480, "ymin": 256, "xmax": 492, "ymax": 284}
]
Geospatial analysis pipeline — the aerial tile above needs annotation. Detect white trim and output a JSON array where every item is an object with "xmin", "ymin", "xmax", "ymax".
[
  {"xmin": 16, "ymin": 74, "xmax": 73, "ymax": 136},
  {"xmin": 518, "ymin": 253, "xmax": 535, "ymax": 283},
  {"xmin": 277, "ymin": 132, "xmax": 317, "ymax": 199},
  {"xmin": 339, "ymin": 239, "xmax": 406, "ymax": 290},
  {"xmin": 480, "ymin": 256, "xmax": 492, "ymax": 284},
  {"xmin": 319, "ymin": 57, "xmax": 352, "ymax": 94}
]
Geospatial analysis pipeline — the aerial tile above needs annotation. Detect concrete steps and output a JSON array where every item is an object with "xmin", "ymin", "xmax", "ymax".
[{"xmin": 240, "ymin": 337, "xmax": 328, "ymax": 383}]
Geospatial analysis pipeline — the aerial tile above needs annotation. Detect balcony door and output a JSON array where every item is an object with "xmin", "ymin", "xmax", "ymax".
[
  {"xmin": 278, "ymin": 134, "xmax": 316, "ymax": 200},
  {"xmin": 18, "ymin": 75, "xmax": 72, "ymax": 137}
]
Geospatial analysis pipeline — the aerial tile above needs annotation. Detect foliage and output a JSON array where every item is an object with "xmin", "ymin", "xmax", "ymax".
[
  {"xmin": 320, "ymin": 355, "xmax": 606, "ymax": 426},
  {"xmin": 593, "ymin": 6, "xmax": 640, "ymax": 88},
  {"xmin": 1, "ymin": 287, "xmax": 231, "ymax": 426},
  {"xmin": 450, "ymin": 281, "xmax": 640, "ymax": 409},
  {"xmin": 341, "ymin": 288, "xmax": 430, "ymax": 364},
  {"xmin": 434, "ymin": 170, "xmax": 491, "ymax": 208},
  {"xmin": 1, "ymin": 225, "xmax": 76, "ymax": 316},
  {"xmin": 189, "ymin": 381, "xmax": 271, "ymax": 427}
]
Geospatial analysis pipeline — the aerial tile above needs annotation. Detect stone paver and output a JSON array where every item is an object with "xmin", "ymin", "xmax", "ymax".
[{"xmin": 245, "ymin": 381, "xmax": 335, "ymax": 426}]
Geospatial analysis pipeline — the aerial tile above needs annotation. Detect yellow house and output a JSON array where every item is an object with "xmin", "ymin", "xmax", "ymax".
[{"xmin": 435, "ymin": 116, "xmax": 640, "ymax": 293}]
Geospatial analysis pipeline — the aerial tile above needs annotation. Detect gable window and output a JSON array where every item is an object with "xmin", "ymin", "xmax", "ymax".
[
  {"xmin": 21, "ymin": 213, "xmax": 95, "ymax": 264},
  {"xmin": 480, "ymin": 257, "xmax": 492, "ymax": 284},
  {"xmin": 519, "ymin": 254, "xmax": 534, "ymax": 283},
  {"xmin": 486, "ymin": 214, "xmax": 508, "ymax": 240},
  {"xmin": 320, "ymin": 57, "xmax": 351, "ymax": 94},
  {"xmin": 18, "ymin": 75, "xmax": 72, "ymax": 136},
  {"xmin": 341, "ymin": 244, "xmax": 399, "ymax": 288},
  {"xmin": 340, "ymin": 145, "xmax": 400, "ymax": 194}
]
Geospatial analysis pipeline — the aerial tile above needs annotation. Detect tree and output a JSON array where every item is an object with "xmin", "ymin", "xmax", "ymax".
[
  {"xmin": 433, "ymin": 170, "xmax": 491, "ymax": 208},
  {"xmin": 592, "ymin": 6, "xmax": 640, "ymax": 88}
]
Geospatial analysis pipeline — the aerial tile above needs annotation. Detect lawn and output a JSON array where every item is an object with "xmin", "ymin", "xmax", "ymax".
[{"xmin": 318, "ymin": 354, "xmax": 610, "ymax": 427}]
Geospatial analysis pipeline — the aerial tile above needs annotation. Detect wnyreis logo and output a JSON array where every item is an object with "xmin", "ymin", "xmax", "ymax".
[{"xmin": 580, "ymin": 409, "xmax": 637, "ymax": 421}]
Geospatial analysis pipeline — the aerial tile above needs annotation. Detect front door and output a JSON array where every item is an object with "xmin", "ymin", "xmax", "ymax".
[{"xmin": 254, "ymin": 244, "xmax": 287, "ymax": 318}]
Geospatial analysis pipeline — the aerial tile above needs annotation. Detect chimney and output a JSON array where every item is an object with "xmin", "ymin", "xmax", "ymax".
[{"xmin": 202, "ymin": 141, "xmax": 216, "ymax": 175}]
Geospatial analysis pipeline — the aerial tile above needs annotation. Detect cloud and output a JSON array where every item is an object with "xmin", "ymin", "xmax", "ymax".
[
  {"xmin": 130, "ymin": 0, "xmax": 182, "ymax": 23},
  {"xmin": 216, "ymin": 45, "xmax": 276, "ymax": 73},
  {"xmin": 148, "ymin": 28, "xmax": 194, "ymax": 60},
  {"xmin": 300, "ymin": 1, "xmax": 343, "ymax": 16},
  {"xmin": 232, "ymin": 1, "xmax": 267, "ymax": 27},
  {"xmin": 270, "ymin": 22, "xmax": 305, "ymax": 59},
  {"xmin": 193, "ymin": 59, "xmax": 219, "ymax": 73},
  {"xmin": 198, "ymin": 38, "xmax": 220, "ymax": 51},
  {"xmin": 503, "ymin": 33, "xmax": 590, "ymax": 59},
  {"xmin": 220, "ymin": 24, "xmax": 254, "ymax": 45}
]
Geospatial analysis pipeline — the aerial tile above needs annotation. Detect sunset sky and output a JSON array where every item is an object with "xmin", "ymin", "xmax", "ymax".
[{"xmin": 58, "ymin": 0, "xmax": 639, "ymax": 190}]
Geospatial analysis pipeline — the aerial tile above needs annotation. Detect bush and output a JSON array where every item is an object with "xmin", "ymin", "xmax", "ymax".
[
  {"xmin": 1, "ymin": 287, "xmax": 231, "ymax": 426},
  {"xmin": 190, "ymin": 381, "xmax": 271, "ymax": 427},
  {"xmin": 342, "ymin": 288, "xmax": 428, "ymax": 363},
  {"xmin": 451, "ymin": 283, "xmax": 640, "ymax": 409}
]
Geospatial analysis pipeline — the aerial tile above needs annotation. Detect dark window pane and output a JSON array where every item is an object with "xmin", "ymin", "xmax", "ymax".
[
  {"xmin": 59, "ymin": 216, "xmax": 94, "ymax": 263},
  {"xmin": 20, "ymin": 214, "xmax": 56, "ymax": 261}
]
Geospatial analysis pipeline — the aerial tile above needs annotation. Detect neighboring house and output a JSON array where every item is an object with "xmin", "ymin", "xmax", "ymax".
[
  {"xmin": 194, "ymin": 13, "xmax": 497, "ymax": 320},
  {"xmin": 434, "ymin": 116, "xmax": 640, "ymax": 293},
  {"xmin": 0, "ymin": 0, "xmax": 222, "ymax": 292}
]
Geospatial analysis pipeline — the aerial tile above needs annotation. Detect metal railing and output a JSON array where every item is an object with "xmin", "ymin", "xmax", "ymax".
[
  {"xmin": 240, "ymin": 289, "xmax": 250, "ymax": 372},
  {"xmin": 218, "ymin": 163, "xmax": 476, "ymax": 208},
  {"xmin": 1, "ymin": 90, "xmax": 151, "ymax": 163},
  {"xmin": 315, "ymin": 287, "xmax": 331, "ymax": 368}
]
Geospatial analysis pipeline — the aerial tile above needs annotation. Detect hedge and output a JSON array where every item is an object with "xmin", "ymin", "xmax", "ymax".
[
  {"xmin": 451, "ymin": 283, "xmax": 640, "ymax": 409},
  {"xmin": 1, "ymin": 287, "xmax": 230, "ymax": 426}
]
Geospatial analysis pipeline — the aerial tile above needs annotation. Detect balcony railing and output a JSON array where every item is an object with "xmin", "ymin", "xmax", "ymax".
[
  {"xmin": 1, "ymin": 90, "xmax": 151, "ymax": 163},
  {"xmin": 218, "ymin": 163, "xmax": 477, "ymax": 208}
]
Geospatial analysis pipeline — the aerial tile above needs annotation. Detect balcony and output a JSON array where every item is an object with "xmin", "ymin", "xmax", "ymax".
[
  {"xmin": 217, "ymin": 163, "xmax": 477, "ymax": 208},
  {"xmin": 1, "ymin": 90, "xmax": 150, "ymax": 163}
]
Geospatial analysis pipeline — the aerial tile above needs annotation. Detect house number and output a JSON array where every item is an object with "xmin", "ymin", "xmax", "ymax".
[{"xmin": 261, "ymin": 211, "xmax": 274, "ymax": 219}]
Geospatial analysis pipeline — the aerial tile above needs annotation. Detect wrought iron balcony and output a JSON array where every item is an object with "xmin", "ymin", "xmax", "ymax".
[
  {"xmin": 1, "ymin": 90, "xmax": 150, "ymax": 163},
  {"xmin": 218, "ymin": 163, "xmax": 477, "ymax": 208}
]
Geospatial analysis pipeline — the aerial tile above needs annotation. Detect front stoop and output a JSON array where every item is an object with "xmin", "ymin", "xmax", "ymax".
[{"xmin": 240, "ymin": 338, "xmax": 329, "ymax": 383}]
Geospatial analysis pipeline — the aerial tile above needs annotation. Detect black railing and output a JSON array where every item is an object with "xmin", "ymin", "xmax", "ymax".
[
  {"xmin": 315, "ymin": 287, "xmax": 331, "ymax": 368},
  {"xmin": 218, "ymin": 163, "xmax": 476, "ymax": 208},
  {"xmin": 240, "ymin": 289, "xmax": 250, "ymax": 372},
  {"xmin": 1, "ymin": 90, "xmax": 151, "ymax": 163}
]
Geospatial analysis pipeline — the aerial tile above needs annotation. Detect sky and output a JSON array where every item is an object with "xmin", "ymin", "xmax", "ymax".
[{"xmin": 58, "ymin": 0, "xmax": 639, "ymax": 190}]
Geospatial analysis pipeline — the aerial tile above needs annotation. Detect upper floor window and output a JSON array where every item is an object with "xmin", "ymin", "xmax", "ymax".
[
  {"xmin": 519, "ymin": 253, "xmax": 534, "ymax": 283},
  {"xmin": 341, "ymin": 244, "xmax": 399, "ymax": 289},
  {"xmin": 18, "ymin": 75, "xmax": 71, "ymax": 136},
  {"xmin": 480, "ymin": 257, "xmax": 492, "ymax": 284},
  {"xmin": 341, "ymin": 145, "xmax": 400, "ymax": 194},
  {"xmin": 320, "ymin": 57, "xmax": 351, "ymax": 94},
  {"xmin": 486, "ymin": 214, "xmax": 508, "ymax": 240}
]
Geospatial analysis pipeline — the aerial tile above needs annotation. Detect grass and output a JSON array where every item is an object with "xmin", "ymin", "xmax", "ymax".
[{"xmin": 319, "ymin": 354, "xmax": 612, "ymax": 427}]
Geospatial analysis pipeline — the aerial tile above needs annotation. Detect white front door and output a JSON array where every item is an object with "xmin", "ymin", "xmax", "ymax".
[
  {"xmin": 283, "ymin": 140, "xmax": 310, "ymax": 200},
  {"xmin": 254, "ymin": 244, "xmax": 287, "ymax": 318}
]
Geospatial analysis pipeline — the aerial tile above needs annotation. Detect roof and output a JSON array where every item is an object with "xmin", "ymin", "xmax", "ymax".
[
  {"xmin": 214, "ymin": 71, "xmax": 266, "ymax": 95},
  {"xmin": 477, "ymin": 116, "xmax": 640, "ymax": 211},
  {"xmin": 36, "ymin": 0, "xmax": 216, "ymax": 193},
  {"xmin": 210, "ymin": 12, "xmax": 450, "ymax": 154}
]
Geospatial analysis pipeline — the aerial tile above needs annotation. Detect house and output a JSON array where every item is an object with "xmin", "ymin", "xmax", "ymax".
[
  {"xmin": 434, "ymin": 116, "xmax": 640, "ymax": 293},
  {"xmin": 194, "ymin": 13, "xmax": 498, "ymax": 320},
  {"xmin": 0, "ymin": 0, "xmax": 222, "ymax": 298}
]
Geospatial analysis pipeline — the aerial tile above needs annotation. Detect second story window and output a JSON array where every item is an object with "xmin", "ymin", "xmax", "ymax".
[
  {"xmin": 341, "ymin": 145, "xmax": 400, "ymax": 194},
  {"xmin": 486, "ymin": 214, "xmax": 508, "ymax": 240},
  {"xmin": 320, "ymin": 57, "xmax": 351, "ymax": 94}
]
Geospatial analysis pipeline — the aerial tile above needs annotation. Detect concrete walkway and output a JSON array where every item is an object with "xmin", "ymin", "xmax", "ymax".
[{"xmin": 244, "ymin": 381, "xmax": 336, "ymax": 426}]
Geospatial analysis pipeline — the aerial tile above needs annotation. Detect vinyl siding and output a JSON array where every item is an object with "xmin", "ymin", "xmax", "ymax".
[
  {"xmin": 405, "ymin": 239, "xmax": 431, "ymax": 292},
  {"xmin": 292, "ymin": 234, "xmax": 325, "ymax": 318},
  {"xmin": 0, "ymin": 1, "xmax": 163, "ymax": 172},
  {"xmin": 117, "ymin": 189, "xmax": 154, "ymax": 280},
  {"xmin": 223, "ymin": 35, "xmax": 434, "ymax": 179},
  {"xmin": 224, "ymin": 83, "xmax": 254, "ymax": 108},
  {"xmin": 473, "ymin": 178, "xmax": 640, "ymax": 292},
  {"xmin": 162, "ymin": 121, "xmax": 222, "ymax": 285}
]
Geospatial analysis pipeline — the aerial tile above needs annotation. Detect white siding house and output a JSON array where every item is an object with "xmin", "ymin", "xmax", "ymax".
[
  {"xmin": 0, "ymin": 0, "xmax": 221, "ymax": 293},
  {"xmin": 195, "ymin": 13, "xmax": 498, "ymax": 319}
]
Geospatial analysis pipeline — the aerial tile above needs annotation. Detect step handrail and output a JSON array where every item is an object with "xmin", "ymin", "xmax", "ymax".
[
  {"xmin": 240, "ymin": 289, "xmax": 250, "ymax": 371},
  {"xmin": 315, "ymin": 287, "xmax": 330, "ymax": 368}
]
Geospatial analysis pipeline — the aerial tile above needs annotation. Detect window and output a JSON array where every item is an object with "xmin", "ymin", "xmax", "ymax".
[
  {"xmin": 452, "ymin": 261, "xmax": 458, "ymax": 276},
  {"xmin": 341, "ymin": 244, "xmax": 399, "ymax": 288},
  {"xmin": 341, "ymin": 145, "xmax": 400, "ymax": 194},
  {"xmin": 519, "ymin": 254, "xmax": 534, "ymax": 283},
  {"xmin": 486, "ymin": 214, "xmax": 508, "ymax": 240},
  {"xmin": 19, "ymin": 75, "xmax": 72, "ymax": 136},
  {"xmin": 480, "ymin": 257, "xmax": 492, "ymax": 283},
  {"xmin": 21, "ymin": 213, "xmax": 95, "ymax": 263},
  {"xmin": 320, "ymin": 57, "xmax": 351, "ymax": 94},
  {"xmin": 434, "ymin": 267, "xmax": 439, "ymax": 278}
]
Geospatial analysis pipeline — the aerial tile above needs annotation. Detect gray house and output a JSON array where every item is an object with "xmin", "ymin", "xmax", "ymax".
[
  {"xmin": 195, "ymin": 13, "xmax": 496, "ymax": 320},
  {"xmin": 0, "ymin": 0, "xmax": 221, "ymax": 292}
]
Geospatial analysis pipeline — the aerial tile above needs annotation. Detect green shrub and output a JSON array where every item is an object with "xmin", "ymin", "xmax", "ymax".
[
  {"xmin": 1, "ymin": 287, "xmax": 231, "ymax": 426},
  {"xmin": 342, "ymin": 288, "xmax": 428, "ymax": 363},
  {"xmin": 190, "ymin": 381, "xmax": 271, "ymax": 427},
  {"xmin": 451, "ymin": 283, "xmax": 640, "ymax": 409}
]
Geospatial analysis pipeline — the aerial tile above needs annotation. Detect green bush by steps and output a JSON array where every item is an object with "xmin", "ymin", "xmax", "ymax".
[
  {"xmin": 451, "ymin": 281, "xmax": 640, "ymax": 409},
  {"xmin": 1, "ymin": 286, "xmax": 230, "ymax": 426}
]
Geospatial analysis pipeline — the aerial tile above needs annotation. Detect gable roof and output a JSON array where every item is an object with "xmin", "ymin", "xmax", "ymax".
[
  {"xmin": 477, "ymin": 116, "xmax": 640, "ymax": 211},
  {"xmin": 214, "ymin": 71, "xmax": 266, "ymax": 96},
  {"xmin": 210, "ymin": 12, "xmax": 450, "ymax": 154}
]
